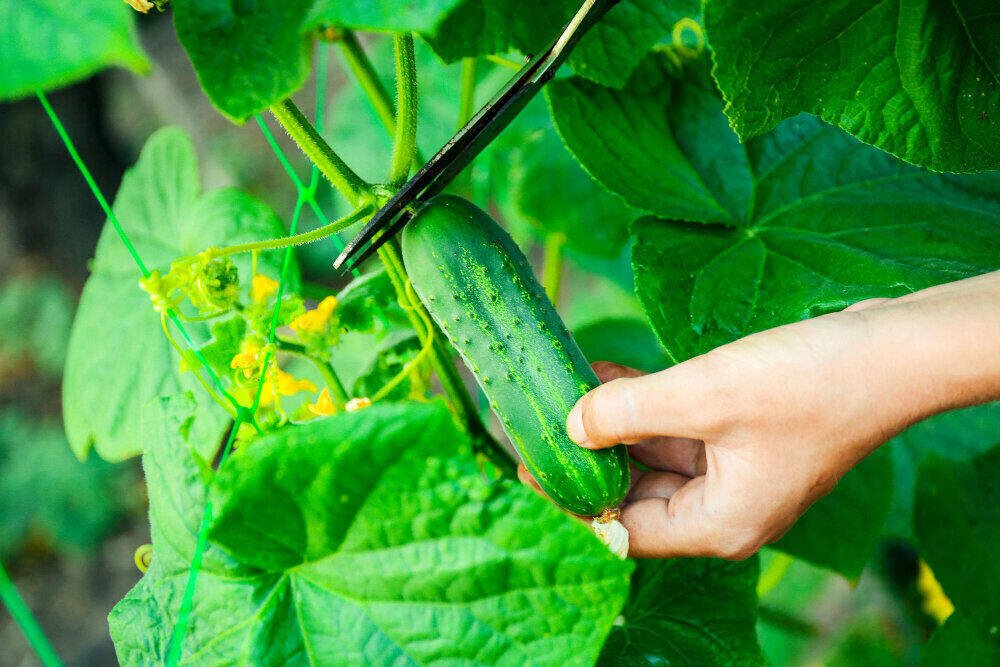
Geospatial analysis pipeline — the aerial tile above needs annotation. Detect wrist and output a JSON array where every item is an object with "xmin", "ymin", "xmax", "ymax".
[{"xmin": 859, "ymin": 272, "xmax": 1000, "ymax": 424}]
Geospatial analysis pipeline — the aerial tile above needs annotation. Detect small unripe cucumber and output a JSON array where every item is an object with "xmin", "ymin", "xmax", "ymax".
[{"xmin": 402, "ymin": 195, "xmax": 630, "ymax": 516}]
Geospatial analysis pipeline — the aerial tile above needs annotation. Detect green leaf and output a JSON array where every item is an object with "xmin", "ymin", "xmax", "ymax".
[
  {"xmin": 109, "ymin": 393, "xmax": 250, "ymax": 665},
  {"xmin": 335, "ymin": 267, "xmax": 396, "ymax": 334},
  {"xmin": 548, "ymin": 55, "xmax": 749, "ymax": 224},
  {"xmin": 426, "ymin": 0, "xmax": 579, "ymax": 63},
  {"xmin": 573, "ymin": 317, "xmax": 668, "ymax": 374},
  {"xmin": 0, "ymin": 410, "xmax": 128, "ymax": 557},
  {"xmin": 569, "ymin": 0, "xmax": 702, "ymax": 88},
  {"xmin": 568, "ymin": 58, "xmax": 1000, "ymax": 362},
  {"xmin": 915, "ymin": 445, "xmax": 1000, "ymax": 639},
  {"xmin": 428, "ymin": 0, "xmax": 693, "ymax": 87},
  {"xmin": 705, "ymin": 0, "xmax": 1000, "ymax": 173},
  {"xmin": 351, "ymin": 330, "xmax": 425, "ymax": 400},
  {"xmin": 885, "ymin": 402, "xmax": 1000, "ymax": 540},
  {"xmin": 195, "ymin": 316, "xmax": 247, "ymax": 379},
  {"xmin": 489, "ymin": 97, "xmax": 635, "ymax": 258},
  {"xmin": 307, "ymin": 0, "xmax": 466, "ymax": 34},
  {"xmin": 775, "ymin": 446, "xmax": 894, "ymax": 579},
  {"xmin": 0, "ymin": 0, "xmax": 148, "ymax": 100},
  {"xmin": 139, "ymin": 394, "xmax": 243, "ymax": 572},
  {"xmin": 921, "ymin": 612, "xmax": 1000, "ymax": 666},
  {"xmin": 599, "ymin": 556, "xmax": 763, "ymax": 666},
  {"xmin": 111, "ymin": 401, "xmax": 633, "ymax": 665},
  {"xmin": 63, "ymin": 127, "xmax": 297, "ymax": 461},
  {"xmin": 0, "ymin": 274, "xmax": 74, "ymax": 376},
  {"xmin": 171, "ymin": 0, "xmax": 312, "ymax": 121}
]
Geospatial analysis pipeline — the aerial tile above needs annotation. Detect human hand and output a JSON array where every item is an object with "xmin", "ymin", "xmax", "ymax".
[{"xmin": 520, "ymin": 273, "xmax": 1000, "ymax": 558}]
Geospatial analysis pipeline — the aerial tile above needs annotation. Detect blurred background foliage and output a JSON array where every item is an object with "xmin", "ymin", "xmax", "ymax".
[{"xmin": 0, "ymin": 5, "xmax": 993, "ymax": 666}]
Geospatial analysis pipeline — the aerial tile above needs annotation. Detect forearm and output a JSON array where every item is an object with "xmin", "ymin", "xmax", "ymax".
[{"xmin": 860, "ymin": 270, "xmax": 1000, "ymax": 424}]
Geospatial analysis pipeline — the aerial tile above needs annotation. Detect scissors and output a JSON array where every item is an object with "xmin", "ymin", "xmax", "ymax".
[{"xmin": 334, "ymin": 0, "xmax": 621, "ymax": 273}]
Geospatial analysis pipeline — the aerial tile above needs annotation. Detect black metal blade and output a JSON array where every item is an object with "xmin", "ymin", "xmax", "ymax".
[{"xmin": 336, "ymin": 211, "xmax": 412, "ymax": 273}]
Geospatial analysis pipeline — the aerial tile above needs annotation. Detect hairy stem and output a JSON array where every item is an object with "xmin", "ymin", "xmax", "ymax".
[
  {"xmin": 389, "ymin": 34, "xmax": 418, "ymax": 185},
  {"xmin": 269, "ymin": 99, "xmax": 371, "ymax": 207},
  {"xmin": 211, "ymin": 206, "xmax": 372, "ymax": 259}
]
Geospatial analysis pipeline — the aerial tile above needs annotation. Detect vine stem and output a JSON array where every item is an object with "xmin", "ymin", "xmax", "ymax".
[
  {"xmin": 389, "ymin": 34, "xmax": 418, "ymax": 185},
  {"xmin": 542, "ymin": 232, "xmax": 566, "ymax": 305},
  {"xmin": 269, "ymin": 99, "xmax": 371, "ymax": 207},
  {"xmin": 210, "ymin": 205, "xmax": 372, "ymax": 259}
]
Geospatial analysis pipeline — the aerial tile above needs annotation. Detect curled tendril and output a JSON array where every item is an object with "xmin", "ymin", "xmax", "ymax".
[
  {"xmin": 134, "ymin": 544, "xmax": 154, "ymax": 573},
  {"xmin": 671, "ymin": 17, "xmax": 705, "ymax": 60}
]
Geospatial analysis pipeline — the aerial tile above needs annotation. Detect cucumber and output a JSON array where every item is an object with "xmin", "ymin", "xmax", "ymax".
[{"xmin": 402, "ymin": 195, "xmax": 630, "ymax": 516}]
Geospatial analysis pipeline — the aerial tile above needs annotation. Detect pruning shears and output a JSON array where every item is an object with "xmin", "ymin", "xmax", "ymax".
[{"xmin": 333, "ymin": 0, "xmax": 621, "ymax": 273}]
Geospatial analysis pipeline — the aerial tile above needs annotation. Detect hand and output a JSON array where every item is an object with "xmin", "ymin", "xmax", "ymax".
[{"xmin": 520, "ymin": 272, "xmax": 1000, "ymax": 558}]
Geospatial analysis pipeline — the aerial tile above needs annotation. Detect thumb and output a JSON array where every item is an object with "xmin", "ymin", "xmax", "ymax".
[{"xmin": 566, "ymin": 363, "xmax": 711, "ymax": 448}]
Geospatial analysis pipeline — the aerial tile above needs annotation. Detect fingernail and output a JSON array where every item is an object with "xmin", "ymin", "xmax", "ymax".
[{"xmin": 566, "ymin": 405, "xmax": 589, "ymax": 446}]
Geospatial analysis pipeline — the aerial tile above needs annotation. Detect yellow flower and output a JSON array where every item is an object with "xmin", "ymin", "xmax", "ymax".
[
  {"xmin": 308, "ymin": 388, "xmax": 337, "ymax": 417},
  {"xmin": 124, "ymin": 0, "xmax": 154, "ymax": 13},
  {"xmin": 230, "ymin": 339, "xmax": 264, "ymax": 379},
  {"xmin": 345, "ymin": 397, "xmax": 372, "ymax": 412},
  {"xmin": 251, "ymin": 274, "xmax": 280, "ymax": 303},
  {"xmin": 917, "ymin": 560, "xmax": 954, "ymax": 624},
  {"xmin": 290, "ymin": 296, "xmax": 338, "ymax": 335},
  {"xmin": 232, "ymin": 364, "xmax": 316, "ymax": 410},
  {"xmin": 273, "ymin": 367, "xmax": 317, "ymax": 396}
]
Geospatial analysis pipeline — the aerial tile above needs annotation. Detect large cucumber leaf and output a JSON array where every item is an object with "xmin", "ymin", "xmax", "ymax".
[
  {"xmin": 0, "ymin": 0, "xmax": 148, "ymax": 100},
  {"xmin": 599, "ymin": 556, "xmax": 763, "ymax": 666},
  {"xmin": 549, "ymin": 55, "xmax": 750, "ymax": 226},
  {"xmin": 63, "ymin": 127, "xmax": 297, "ymax": 462},
  {"xmin": 915, "ymin": 445, "xmax": 1000, "ymax": 640},
  {"xmin": 170, "ymin": 0, "xmax": 313, "ymax": 122},
  {"xmin": 704, "ymin": 0, "xmax": 1000, "ymax": 173},
  {"xmin": 550, "ymin": 53, "xmax": 1000, "ymax": 582},
  {"xmin": 110, "ymin": 399, "xmax": 634, "ymax": 665},
  {"xmin": 550, "ymin": 55, "xmax": 1000, "ymax": 363}
]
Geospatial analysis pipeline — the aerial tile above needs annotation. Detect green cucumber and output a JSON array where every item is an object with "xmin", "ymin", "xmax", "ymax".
[{"xmin": 402, "ymin": 195, "xmax": 630, "ymax": 516}]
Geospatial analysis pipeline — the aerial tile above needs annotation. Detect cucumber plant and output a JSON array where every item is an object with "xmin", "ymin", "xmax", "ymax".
[{"xmin": 3, "ymin": 0, "xmax": 1000, "ymax": 665}]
